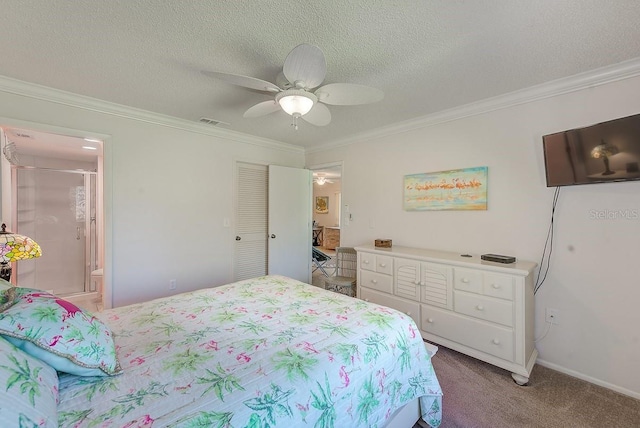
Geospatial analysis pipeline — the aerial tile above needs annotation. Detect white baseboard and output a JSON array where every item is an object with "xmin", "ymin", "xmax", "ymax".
[{"xmin": 536, "ymin": 358, "xmax": 640, "ymax": 400}]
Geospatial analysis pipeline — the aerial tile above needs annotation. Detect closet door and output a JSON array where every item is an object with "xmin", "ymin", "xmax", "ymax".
[
  {"xmin": 234, "ymin": 163, "xmax": 268, "ymax": 281},
  {"xmin": 234, "ymin": 163, "xmax": 311, "ymax": 283}
]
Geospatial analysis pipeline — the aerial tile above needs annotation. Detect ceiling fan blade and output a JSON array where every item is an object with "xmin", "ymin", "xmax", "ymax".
[
  {"xmin": 243, "ymin": 100, "xmax": 281, "ymax": 118},
  {"xmin": 315, "ymin": 83, "xmax": 384, "ymax": 105},
  {"xmin": 283, "ymin": 44, "xmax": 326, "ymax": 90},
  {"xmin": 202, "ymin": 71, "xmax": 281, "ymax": 93},
  {"xmin": 301, "ymin": 102, "xmax": 331, "ymax": 126}
]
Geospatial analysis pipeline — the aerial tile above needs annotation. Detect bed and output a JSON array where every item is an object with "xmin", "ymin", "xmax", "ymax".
[{"xmin": 0, "ymin": 275, "xmax": 442, "ymax": 427}]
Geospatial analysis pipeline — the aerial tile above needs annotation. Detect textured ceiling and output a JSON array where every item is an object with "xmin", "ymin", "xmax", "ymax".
[{"xmin": 2, "ymin": 1, "xmax": 640, "ymax": 149}]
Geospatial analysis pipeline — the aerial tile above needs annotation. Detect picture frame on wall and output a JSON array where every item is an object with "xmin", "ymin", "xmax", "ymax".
[
  {"xmin": 403, "ymin": 166, "xmax": 488, "ymax": 211},
  {"xmin": 315, "ymin": 196, "xmax": 329, "ymax": 214}
]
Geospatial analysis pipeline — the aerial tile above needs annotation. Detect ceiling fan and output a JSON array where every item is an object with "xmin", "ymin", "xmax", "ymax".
[
  {"xmin": 314, "ymin": 175, "xmax": 334, "ymax": 185},
  {"xmin": 203, "ymin": 44, "xmax": 384, "ymax": 130}
]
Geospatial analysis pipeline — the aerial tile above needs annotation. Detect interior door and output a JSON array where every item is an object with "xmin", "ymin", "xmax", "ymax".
[
  {"xmin": 234, "ymin": 163, "xmax": 268, "ymax": 281},
  {"xmin": 268, "ymin": 165, "xmax": 312, "ymax": 283}
]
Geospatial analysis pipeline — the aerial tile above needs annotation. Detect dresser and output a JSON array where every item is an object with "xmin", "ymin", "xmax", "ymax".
[{"xmin": 355, "ymin": 244, "xmax": 538, "ymax": 385}]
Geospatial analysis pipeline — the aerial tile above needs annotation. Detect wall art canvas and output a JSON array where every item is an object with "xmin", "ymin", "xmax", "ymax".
[
  {"xmin": 404, "ymin": 166, "xmax": 488, "ymax": 211},
  {"xmin": 315, "ymin": 196, "xmax": 329, "ymax": 214}
]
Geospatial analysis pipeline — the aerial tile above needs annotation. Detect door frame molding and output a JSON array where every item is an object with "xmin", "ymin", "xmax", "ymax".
[{"xmin": 0, "ymin": 117, "xmax": 111, "ymax": 307}]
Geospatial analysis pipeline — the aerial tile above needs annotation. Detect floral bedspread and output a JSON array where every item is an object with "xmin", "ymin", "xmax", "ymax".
[{"xmin": 57, "ymin": 275, "xmax": 442, "ymax": 427}]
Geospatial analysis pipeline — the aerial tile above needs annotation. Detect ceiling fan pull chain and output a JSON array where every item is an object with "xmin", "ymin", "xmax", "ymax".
[{"xmin": 291, "ymin": 113, "xmax": 300, "ymax": 130}]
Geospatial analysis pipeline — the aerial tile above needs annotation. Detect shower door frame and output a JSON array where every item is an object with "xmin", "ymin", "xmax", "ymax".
[{"xmin": 12, "ymin": 166, "xmax": 98, "ymax": 295}]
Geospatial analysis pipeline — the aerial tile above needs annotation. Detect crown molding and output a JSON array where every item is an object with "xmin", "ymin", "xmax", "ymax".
[
  {"xmin": 307, "ymin": 57, "xmax": 640, "ymax": 154},
  {"xmin": 0, "ymin": 75, "xmax": 303, "ymax": 154}
]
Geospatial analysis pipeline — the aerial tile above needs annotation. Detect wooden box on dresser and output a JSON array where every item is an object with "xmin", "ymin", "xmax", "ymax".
[{"xmin": 355, "ymin": 244, "xmax": 538, "ymax": 385}]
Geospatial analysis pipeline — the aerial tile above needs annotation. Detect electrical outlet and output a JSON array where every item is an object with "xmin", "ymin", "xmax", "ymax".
[
  {"xmin": 545, "ymin": 308, "xmax": 560, "ymax": 325},
  {"xmin": 169, "ymin": 279, "xmax": 177, "ymax": 290}
]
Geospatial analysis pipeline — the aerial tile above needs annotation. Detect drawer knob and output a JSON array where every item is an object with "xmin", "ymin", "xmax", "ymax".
[
  {"xmin": 365, "ymin": 298, "xmax": 370, "ymax": 302},
  {"xmin": 461, "ymin": 278, "xmax": 470, "ymax": 283},
  {"xmin": 492, "ymin": 339, "xmax": 500, "ymax": 345},
  {"xmin": 492, "ymin": 283, "xmax": 500, "ymax": 289},
  {"xmin": 427, "ymin": 318, "xmax": 434, "ymax": 323},
  {"xmin": 371, "ymin": 279, "xmax": 378, "ymax": 284},
  {"xmin": 476, "ymin": 305, "xmax": 484, "ymax": 311},
  {"xmin": 414, "ymin": 280, "xmax": 420, "ymax": 286},
  {"xmin": 405, "ymin": 311, "xmax": 411, "ymax": 316},
  {"xmin": 379, "ymin": 263, "xmax": 386, "ymax": 267},
  {"xmin": 364, "ymin": 260, "xmax": 370, "ymax": 264}
]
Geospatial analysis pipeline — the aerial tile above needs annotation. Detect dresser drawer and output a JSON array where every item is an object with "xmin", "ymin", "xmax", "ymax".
[
  {"xmin": 454, "ymin": 268, "xmax": 483, "ymax": 294},
  {"xmin": 360, "ymin": 252, "xmax": 376, "ymax": 271},
  {"xmin": 421, "ymin": 304, "xmax": 514, "ymax": 362},
  {"xmin": 374, "ymin": 255, "xmax": 393, "ymax": 275},
  {"xmin": 360, "ymin": 252, "xmax": 393, "ymax": 274},
  {"xmin": 360, "ymin": 288, "xmax": 420, "ymax": 327},
  {"xmin": 455, "ymin": 268, "xmax": 514, "ymax": 301},
  {"xmin": 359, "ymin": 270, "xmax": 393, "ymax": 294},
  {"xmin": 483, "ymin": 273, "xmax": 514, "ymax": 300},
  {"xmin": 454, "ymin": 291, "xmax": 513, "ymax": 327}
]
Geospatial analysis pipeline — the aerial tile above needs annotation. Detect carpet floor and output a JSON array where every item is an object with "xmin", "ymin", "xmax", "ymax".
[{"xmin": 419, "ymin": 345, "xmax": 640, "ymax": 427}]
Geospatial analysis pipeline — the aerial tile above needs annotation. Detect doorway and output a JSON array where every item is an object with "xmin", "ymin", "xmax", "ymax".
[
  {"xmin": 14, "ymin": 167, "xmax": 98, "ymax": 295},
  {"xmin": 308, "ymin": 162, "xmax": 342, "ymax": 288},
  {"xmin": 0, "ymin": 124, "xmax": 104, "ymax": 306}
]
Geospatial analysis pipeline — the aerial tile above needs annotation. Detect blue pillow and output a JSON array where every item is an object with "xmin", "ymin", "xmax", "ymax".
[
  {"xmin": 0, "ymin": 287, "xmax": 121, "ymax": 376},
  {"xmin": 0, "ymin": 336, "xmax": 58, "ymax": 427}
]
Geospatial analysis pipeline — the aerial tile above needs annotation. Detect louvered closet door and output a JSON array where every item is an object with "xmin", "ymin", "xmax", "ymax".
[{"xmin": 234, "ymin": 162, "xmax": 268, "ymax": 281}]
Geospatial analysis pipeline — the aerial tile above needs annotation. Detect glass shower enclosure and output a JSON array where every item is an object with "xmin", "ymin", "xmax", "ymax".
[{"xmin": 14, "ymin": 167, "xmax": 98, "ymax": 296}]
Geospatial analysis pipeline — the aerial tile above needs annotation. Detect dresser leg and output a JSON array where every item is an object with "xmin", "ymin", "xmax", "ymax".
[{"xmin": 511, "ymin": 373, "xmax": 529, "ymax": 386}]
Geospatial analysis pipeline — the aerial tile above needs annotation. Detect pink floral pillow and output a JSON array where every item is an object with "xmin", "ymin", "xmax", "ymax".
[{"xmin": 0, "ymin": 288, "xmax": 121, "ymax": 376}]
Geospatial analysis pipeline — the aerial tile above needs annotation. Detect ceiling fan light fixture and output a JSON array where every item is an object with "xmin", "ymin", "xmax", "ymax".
[
  {"xmin": 276, "ymin": 89, "xmax": 317, "ymax": 116},
  {"xmin": 316, "ymin": 176, "xmax": 326, "ymax": 185}
]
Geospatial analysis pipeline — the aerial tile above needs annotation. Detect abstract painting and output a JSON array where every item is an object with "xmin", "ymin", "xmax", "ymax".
[{"xmin": 404, "ymin": 166, "xmax": 488, "ymax": 211}]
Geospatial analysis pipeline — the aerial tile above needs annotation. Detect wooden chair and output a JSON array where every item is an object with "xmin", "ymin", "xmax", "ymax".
[{"xmin": 324, "ymin": 247, "xmax": 357, "ymax": 297}]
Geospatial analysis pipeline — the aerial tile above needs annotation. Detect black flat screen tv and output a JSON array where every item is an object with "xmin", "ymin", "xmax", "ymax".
[{"xmin": 543, "ymin": 113, "xmax": 640, "ymax": 187}]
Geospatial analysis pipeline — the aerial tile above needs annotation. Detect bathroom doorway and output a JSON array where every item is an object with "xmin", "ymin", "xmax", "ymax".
[
  {"xmin": 14, "ymin": 167, "xmax": 98, "ymax": 295},
  {"xmin": 1, "ymin": 125, "xmax": 104, "ymax": 303}
]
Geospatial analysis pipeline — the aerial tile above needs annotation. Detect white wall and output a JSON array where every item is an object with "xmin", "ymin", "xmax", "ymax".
[
  {"xmin": 306, "ymin": 74, "xmax": 640, "ymax": 398},
  {"xmin": 0, "ymin": 80, "xmax": 305, "ymax": 308}
]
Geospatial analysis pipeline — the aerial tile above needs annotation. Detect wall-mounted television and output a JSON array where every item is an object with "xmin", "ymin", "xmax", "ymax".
[{"xmin": 543, "ymin": 113, "xmax": 640, "ymax": 187}]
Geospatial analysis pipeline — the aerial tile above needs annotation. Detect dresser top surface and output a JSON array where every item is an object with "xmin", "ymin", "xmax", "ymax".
[{"xmin": 355, "ymin": 244, "xmax": 537, "ymax": 275}]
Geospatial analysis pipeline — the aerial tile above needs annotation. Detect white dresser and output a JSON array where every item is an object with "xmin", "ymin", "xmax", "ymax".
[{"xmin": 355, "ymin": 244, "xmax": 538, "ymax": 385}]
